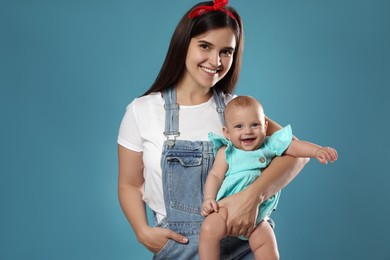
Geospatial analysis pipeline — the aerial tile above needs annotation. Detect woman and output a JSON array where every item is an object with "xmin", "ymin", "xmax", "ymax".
[{"xmin": 118, "ymin": 1, "xmax": 308, "ymax": 259}]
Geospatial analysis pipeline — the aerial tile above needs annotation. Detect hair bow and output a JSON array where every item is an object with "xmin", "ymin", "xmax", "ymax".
[{"xmin": 189, "ymin": 0, "xmax": 237, "ymax": 21}]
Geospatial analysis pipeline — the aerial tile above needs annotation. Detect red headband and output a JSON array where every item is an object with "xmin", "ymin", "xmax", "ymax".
[{"xmin": 189, "ymin": 0, "xmax": 237, "ymax": 22}]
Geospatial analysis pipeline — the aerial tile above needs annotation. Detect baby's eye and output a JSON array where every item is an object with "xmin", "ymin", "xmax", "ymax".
[
  {"xmin": 234, "ymin": 124, "xmax": 243, "ymax": 129},
  {"xmin": 251, "ymin": 123, "xmax": 260, "ymax": 128}
]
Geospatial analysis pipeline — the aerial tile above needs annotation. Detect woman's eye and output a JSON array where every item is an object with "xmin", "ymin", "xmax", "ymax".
[
  {"xmin": 221, "ymin": 49, "xmax": 233, "ymax": 56},
  {"xmin": 200, "ymin": 44, "xmax": 209, "ymax": 50}
]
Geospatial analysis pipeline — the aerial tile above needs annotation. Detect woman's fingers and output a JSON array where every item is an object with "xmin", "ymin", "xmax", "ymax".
[
  {"xmin": 165, "ymin": 229, "xmax": 188, "ymax": 244},
  {"xmin": 226, "ymin": 219, "xmax": 254, "ymax": 237},
  {"xmin": 218, "ymin": 189, "xmax": 259, "ymax": 237}
]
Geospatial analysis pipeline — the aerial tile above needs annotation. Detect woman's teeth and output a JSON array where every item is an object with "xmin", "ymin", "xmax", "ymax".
[{"xmin": 201, "ymin": 66, "xmax": 218, "ymax": 74}]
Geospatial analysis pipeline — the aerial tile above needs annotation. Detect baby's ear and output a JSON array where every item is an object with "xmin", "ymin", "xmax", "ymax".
[
  {"xmin": 223, "ymin": 127, "xmax": 230, "ymax": 139},
  {"xmin": 264, "ymin": 120, "xmax": 269, "ymax": 130}
]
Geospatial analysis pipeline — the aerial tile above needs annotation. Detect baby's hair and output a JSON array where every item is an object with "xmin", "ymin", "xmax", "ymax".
[
  {"xmin": 224, "ymin": 96, "xmax": 264, "ymax": 124},
  {"xmin": 227, "ymin": 95, "xmax": 259, "ymax": 107}
]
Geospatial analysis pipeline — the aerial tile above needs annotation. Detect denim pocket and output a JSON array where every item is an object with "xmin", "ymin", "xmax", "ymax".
[
  {"xmin": 167, "ymin": 155, "xmax": 202, "ymax": 167},
  {"xmin": 153, "ymin": 239, "xmax": 175, "ymax": 259},
  {"xmin": 165, "ymin": 153, "xmax": 204, "ymax": 215},
  {"xmin": 153, "ymin": 235, "xmax": 199, "ymax": 260}
]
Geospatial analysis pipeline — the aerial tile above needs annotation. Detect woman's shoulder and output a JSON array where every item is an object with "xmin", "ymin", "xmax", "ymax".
[
  {"xmin": 223, "ymin": 93, "xmax": 237, "ymax": 104},
  {"xmin": 127, "ymin": 92, "xmax": 164, "ymax": 109},
  {"xmin": 224, "ymin": 92, "xmax": 236, "ymax": 104}
]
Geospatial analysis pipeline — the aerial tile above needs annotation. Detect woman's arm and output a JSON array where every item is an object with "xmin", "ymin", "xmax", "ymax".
[
  {"xmin": 217, "ymin": 117, "xmax": 309, "ymax": 237},
  {"xmin": 265, "ymin": 116, "xmax": 283, "ymax": 136},
  {"xmin": 266, "ymin": 115, "xmax": 299, "ymax": 140},
  {"xmin": 218, "ymin": 155, "xmax": 308, "ymax": 236},
  {"xmin": 118, "ymin": 145, "xmax": 188, "ymax": 253}
]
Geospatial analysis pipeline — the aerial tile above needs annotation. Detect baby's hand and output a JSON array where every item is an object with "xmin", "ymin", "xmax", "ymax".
[
  {"xmin": 201, "ymin": 199, "xmax": 218, "ymax": 217},
  {"xmin": 315, "ymin": 147, "xmax": 338, "ymax": 164}
]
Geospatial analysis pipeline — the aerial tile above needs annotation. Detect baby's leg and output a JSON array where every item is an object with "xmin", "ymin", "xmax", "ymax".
[
  {"xmin": 248, "ymin": 220, "xmax": 279, "ymax": 260},
  {"xmin": 199, "ymin": 207, "xmax": 228, "ymax": 260}
]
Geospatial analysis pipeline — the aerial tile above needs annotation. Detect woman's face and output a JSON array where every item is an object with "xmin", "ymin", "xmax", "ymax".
[{"xmin": 180, "ymin": 27, "xmax": 236, "ymax": 91}]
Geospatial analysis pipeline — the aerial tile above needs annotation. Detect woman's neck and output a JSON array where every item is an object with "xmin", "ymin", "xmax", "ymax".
[{"xmin": 175, "ymin": 84, "xmax": 212, "ymax": 106}]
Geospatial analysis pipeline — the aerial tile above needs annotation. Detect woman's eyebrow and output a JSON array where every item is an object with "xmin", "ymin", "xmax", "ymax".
[
  {"xmin": 198, "ymin": 40, "xmax": 235, "ymax": 51},
  {"xmin": 197, "ymin": 40, "xmax": 213, "ymax": 46}
]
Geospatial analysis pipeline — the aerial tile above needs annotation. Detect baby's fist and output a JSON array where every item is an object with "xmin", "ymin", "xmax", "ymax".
[{"xmin": 315, "ymin": 147, "xmax": 338, "ymax": 164}]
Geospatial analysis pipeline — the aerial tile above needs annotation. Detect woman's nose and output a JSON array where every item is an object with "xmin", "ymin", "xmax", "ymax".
[{"xmin": 208, "ymin": 51, "xmax": 221, "ymax": 67}]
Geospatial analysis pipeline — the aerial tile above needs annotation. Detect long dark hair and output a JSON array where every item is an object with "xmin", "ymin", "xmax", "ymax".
[{"xmin": 143, "ymin": 1, "xmax": 243, "ymax": 96}]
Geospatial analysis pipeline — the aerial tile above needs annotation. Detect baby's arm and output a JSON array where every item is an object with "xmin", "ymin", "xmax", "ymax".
[
  {"xmin": 201, "ymin": 147, "xmax": 229, "ymax": 217},
  {"xmin": 285, "ymin": 140, "xmax": 338, "ymax": 164}
]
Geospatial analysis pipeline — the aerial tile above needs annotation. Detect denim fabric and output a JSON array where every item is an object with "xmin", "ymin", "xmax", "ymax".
[
  {"xmin": 153, "ymin": 87, "xmax": 254, "ymax": 259},
  {"xmin": 154, "ymin": 140, "xmax": 254, "ymax": 259}
]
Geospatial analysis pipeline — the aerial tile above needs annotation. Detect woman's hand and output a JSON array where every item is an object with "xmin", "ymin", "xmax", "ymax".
[
  {"xmin": 216, "ymin": 155, "xmax": 309, "ymax": 238},
  {"xmin": 217, "ymin": 185, "xmax": 260, "ymax": 238},
  {"xmin": 137, "ymin": 226, "xmax": 188, "ymax": 254}
]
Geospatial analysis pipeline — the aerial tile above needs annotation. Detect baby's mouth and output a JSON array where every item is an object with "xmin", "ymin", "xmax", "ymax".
[{"xmin": 241, "ymin": 138, "xmax": 255, "ymax": 144}]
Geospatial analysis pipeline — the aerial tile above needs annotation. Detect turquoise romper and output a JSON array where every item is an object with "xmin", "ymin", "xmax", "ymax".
[{"xmin": 209, "ymin": 125, "xmax": 293, "ymax": 227}]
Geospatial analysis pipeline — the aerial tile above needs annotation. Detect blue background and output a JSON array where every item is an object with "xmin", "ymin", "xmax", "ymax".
[{"xmin": 1, "ymin": 0, "xmax": 389, "ymax": 259}]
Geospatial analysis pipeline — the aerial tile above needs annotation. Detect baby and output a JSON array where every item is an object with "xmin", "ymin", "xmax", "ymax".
[{"xmin": 199, "ymin": 96, "xmax": 338, "ymax": 260}]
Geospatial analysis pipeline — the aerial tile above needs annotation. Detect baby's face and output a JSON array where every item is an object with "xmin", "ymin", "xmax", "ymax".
[{"xmin": 223, "ymin": 105, "xmax": 267, "ymax": 151}]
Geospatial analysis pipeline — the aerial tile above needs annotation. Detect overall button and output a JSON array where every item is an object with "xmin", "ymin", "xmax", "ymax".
[{"xmin": 259, "ymin": 157, "xmax": 265, "ymax": 163}]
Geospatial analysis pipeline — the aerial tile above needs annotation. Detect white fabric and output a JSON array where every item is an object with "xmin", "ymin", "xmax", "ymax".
[{"xmin": 117, "ymin": 91, "xmax": 233, "ymax": 222}]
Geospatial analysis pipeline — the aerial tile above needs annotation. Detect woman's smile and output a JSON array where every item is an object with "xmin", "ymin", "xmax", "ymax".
[{"xmin": 200, "ymin": 65, "xmax": 219, "ymax": 75}]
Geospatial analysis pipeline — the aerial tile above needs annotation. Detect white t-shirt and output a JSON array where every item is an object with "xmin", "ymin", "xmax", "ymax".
[{"xmin": 117, "ymin": 91, "xmax": 233, "ymax": 222}]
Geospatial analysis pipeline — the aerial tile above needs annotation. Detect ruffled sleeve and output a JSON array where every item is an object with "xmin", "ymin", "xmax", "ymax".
[
  {"xmin": 208, "ymin": 132, "xmax": 232, "ymax": 156},
  {"xmin": 264, "ymin": 125, "xmax": 293, "ymax": 156}
]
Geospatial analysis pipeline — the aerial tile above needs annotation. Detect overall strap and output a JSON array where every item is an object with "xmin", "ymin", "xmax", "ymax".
[
  {"xmin": 212, "ymin": 88, "xmax": 226, "ymax": 126},
  {"xmin": 162, "ymin": 87, "xmax": 180, "ymax": 148},
  {"xmin": 162, "ymin": 87, "xmax": 226, "ymax": 148}
]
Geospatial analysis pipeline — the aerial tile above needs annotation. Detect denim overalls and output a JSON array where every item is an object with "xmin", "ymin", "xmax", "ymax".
[{"xmin": 153, "ymin": 87, "xmax": 254, "ymax": 260}]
